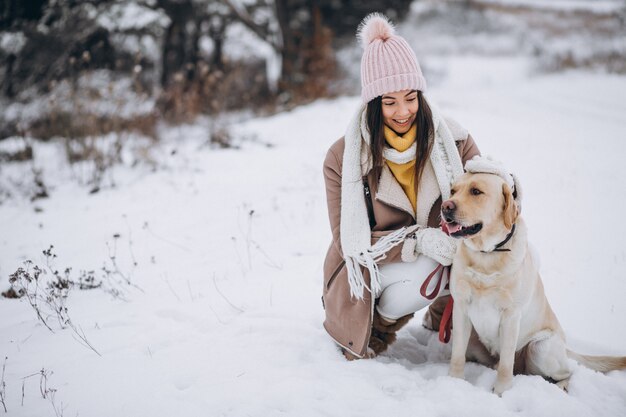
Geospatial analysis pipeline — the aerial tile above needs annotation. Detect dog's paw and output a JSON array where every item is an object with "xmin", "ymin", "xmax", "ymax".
[
  {"xmin": 556, "ymin": 378, "xmax": 570, "ymax": 392},
  {"xmin": 364, "ymin": 347, "xmax": 378, "ymax": 359},
  {"xmin": 492, "ymin": 377, "xmax": 513, "ymax": 396},
  {"xmin": 341, "ymin": 348, "xmax": 360, "ymax": 361},
  {"xmin": 448, "ymin": 366, "xmax": 465, "ymax": 379}
]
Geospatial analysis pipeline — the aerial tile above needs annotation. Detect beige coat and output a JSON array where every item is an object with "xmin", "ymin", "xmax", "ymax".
[{"xmin": 322, "ymin": 125, "xmax": 480, "ymax": 358}]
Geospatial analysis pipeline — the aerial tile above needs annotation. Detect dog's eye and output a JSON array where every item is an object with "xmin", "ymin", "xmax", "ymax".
[
  {"xmin": 450, "ymin": 189, "xmax": 456, "ymax": 196},
  {"xmin": 471, "ymin": 188, "xmax": 482, "ymax": 196}
]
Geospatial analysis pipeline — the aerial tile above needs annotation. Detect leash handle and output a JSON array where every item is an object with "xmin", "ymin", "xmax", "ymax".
[
  {"xmin": 419, "ymin": 264, "xmax": 446, "ymax": 300},
  {"xmin": 420, "ymin": 264, "xmax": 453, "ymax": 343},
  {"xmin": 439, "ymin": 295, "xmax": 454, "ymax": 344}
]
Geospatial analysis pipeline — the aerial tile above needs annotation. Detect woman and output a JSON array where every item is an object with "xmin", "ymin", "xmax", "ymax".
[{"xmin": 322, "ymin": 13, "xmax": 480, "ymax": 359}]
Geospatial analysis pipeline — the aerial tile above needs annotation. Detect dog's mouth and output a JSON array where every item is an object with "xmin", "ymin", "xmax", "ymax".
[{"xmin": 442, "ymin": 220, "xmax": 483, "ymax": 238}]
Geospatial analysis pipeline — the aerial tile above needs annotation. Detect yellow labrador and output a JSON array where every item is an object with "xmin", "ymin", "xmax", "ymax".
[{"xmin": 442, "ymin": 172, "xmax": 626, "ymax": 395}]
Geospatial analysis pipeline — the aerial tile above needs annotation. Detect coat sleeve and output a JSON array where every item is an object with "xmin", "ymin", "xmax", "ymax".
[
  {"xmin": 459, "ymin": 133, "xmax": 481, "ymax": 165},
  {"xmin": 324, "ymin": 144, "xmax": 409, "ymax": 265},
  {"xmin": 323, "ymin": 145, "xmax": 344, "ymax": 258}
]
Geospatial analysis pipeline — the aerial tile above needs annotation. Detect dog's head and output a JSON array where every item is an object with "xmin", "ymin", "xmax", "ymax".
[{"xmin": 441, "ymin": 173, "xmax": 518, "ymax": 247}]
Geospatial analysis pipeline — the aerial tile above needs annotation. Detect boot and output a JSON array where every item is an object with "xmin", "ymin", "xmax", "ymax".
[
  {"xmin": 423, "ymin": 295, "xmax": 449, "ymax": 331},
  {"xmin": 368, "ymin": 311, "xmax": 414, "ymax": 356}
]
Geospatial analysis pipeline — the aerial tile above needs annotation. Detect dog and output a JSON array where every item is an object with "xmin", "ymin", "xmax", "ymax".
[{"xmin": 441, "ymin": 172, "xmax": 626, "ymax": 395}]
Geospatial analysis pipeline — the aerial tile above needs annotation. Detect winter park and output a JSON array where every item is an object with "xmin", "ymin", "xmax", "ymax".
[{"xmin": 1, "ymin": 0, "xmax": 626, "ymax": 416}]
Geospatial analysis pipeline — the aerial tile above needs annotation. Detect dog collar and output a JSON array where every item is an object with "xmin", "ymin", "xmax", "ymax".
[{"xmin": 482, "ymin": 224, "xmax": 516, "ymax": 253}]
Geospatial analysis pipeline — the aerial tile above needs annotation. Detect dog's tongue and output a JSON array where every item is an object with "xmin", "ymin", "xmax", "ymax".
[{"xmin": 441, "ymin": 220, "xmax": 461, "ymax": 235}]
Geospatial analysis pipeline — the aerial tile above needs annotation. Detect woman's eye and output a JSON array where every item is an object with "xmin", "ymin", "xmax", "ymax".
[
  {"xmin": 383, "ymin": 102, "xmax": 394, "ymax": 106},
  {"xmin": 407, "ymin": 97, "xmax": 416, "ymax": 102},
  {"xmin": 471, "ymin": 188, "xmax": 482, "ymax": 196}
]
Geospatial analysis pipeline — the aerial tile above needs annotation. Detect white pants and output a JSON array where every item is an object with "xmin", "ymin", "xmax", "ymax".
[{"xmin": 375, "ymin": 255, "xmax": 449, "ymax": 320}]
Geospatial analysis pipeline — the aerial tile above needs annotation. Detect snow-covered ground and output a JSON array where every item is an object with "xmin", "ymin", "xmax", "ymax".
[
  {"xmin": 476, "ymin": 0, "xmax": 625, "ymax": 13},
  {"xmin": 2, "ymin": 4, "xmax": 626, "ymax": 417}
]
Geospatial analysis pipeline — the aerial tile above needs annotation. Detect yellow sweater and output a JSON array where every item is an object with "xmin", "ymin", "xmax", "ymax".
[{"xmin": 384, "ymin": 124, "xmax": 417, "ymax": 210}]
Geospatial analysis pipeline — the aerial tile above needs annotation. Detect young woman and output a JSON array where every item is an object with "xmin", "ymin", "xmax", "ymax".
[{"xmin": 322, "ymin": 13, "xmax": 481, "ymax": 359}]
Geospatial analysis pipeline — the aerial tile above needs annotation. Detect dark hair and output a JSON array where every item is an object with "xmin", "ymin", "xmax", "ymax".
[{"xmin": 365, "ymin": 90, "xmax": 434, "ymax": 199}]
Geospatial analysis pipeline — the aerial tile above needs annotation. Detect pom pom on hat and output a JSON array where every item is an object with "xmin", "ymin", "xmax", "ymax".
[
  {"xmin": 357, "ymin": 13, "xmax": 427, "ymax": 103},
  {"xmin": 357, "ymin": 13, "xmax": 395, "ymax": 49}
]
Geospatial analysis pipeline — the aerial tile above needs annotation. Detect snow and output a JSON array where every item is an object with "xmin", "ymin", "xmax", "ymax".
[
  {"xmin": 0, "ymin": 137, "xmax": 29, "ymax": 155},
  {"xmin": 474, "ymin": 0, "xmax": 625, "ymax": 14},
  {"xmin": 223, "ymin": 22, "xmax": 282, "ymax": 92},
  {"xmin": 3, "ymin": 70, "xmax": 156, "ymax": 127},
  {"xmin": 110, "ymin": 33, "xmax": 162, "ymax": 62},
  {"xmin": 96, "ymin": 2, "xmax": 170, "ymax": 32},
  {"xmin": 0, "ymin": 32, "xmax": 27, "ymax": 55},
  {"xmin": 400, "ymin": 0, "xmax": 626, "ymax": 79},
  {"xmin": 2, "ymin": 3, "xmax": 626, "ymax": 417},
  {"xmin": 2, "ymin": 68, "xmax": 626, "ymax": 416}
]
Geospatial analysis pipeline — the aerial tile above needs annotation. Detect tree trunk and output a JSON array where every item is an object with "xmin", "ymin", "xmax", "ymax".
[
  {"xmin": 274, "ymin": 0, "xmax": 334, "ymax": 100},
  {"xmin": 209, "ymin": 21, "xmax": 226, "ymax": 71},
  {"xmin": 274, "ymin": 0, "xmax": 296, "ymax": 93},
  {"xmin": 4, "ymin": 54, "xmax": 15, "ymax": 97},
  {"xmin": 160, "ymin": 0, "xmax": 196, "ymax": 87}
]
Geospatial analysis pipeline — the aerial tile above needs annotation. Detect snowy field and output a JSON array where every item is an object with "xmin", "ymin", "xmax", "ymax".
[{"xmin": 3, "ymin": 6, "xmax": 626, "ymax": 417}]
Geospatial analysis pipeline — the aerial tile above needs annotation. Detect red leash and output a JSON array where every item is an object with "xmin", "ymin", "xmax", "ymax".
[
  {"xmin": 419, "ymin": 264, "xmax": 447, "ymax": 300},
  {"xmin": 419, "ymin": 264, "xmax": 454, "ymax": 343},
  {"xmin": 439, "ymin": 296, "xmax": 454, "ymax": 343}
]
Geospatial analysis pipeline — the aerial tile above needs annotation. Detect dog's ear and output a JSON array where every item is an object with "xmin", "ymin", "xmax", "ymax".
[{"xmin": 502, "ymin": 183, "xmax": 518, "ymax": 229}]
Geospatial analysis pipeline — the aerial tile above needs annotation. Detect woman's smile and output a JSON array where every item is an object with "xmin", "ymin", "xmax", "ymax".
[
  {"xmin": 381, "ymin": 89, "xmax": 419, "ymax": 134},
  {"xmin": 389, "ymin": 115, "xmax": 415, "ymax": 132}
]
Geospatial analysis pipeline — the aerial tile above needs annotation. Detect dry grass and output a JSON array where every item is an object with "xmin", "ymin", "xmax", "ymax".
[
  {"xmin": 158, "ymin": 59, "xmax": 275, "ymax": 124},
  {"xmin": 27, "ymin": 111, "xmax": 158, "ymax": 142}
]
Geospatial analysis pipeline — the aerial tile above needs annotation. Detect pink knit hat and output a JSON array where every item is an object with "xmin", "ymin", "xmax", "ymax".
[{"xmin": 358, "ymin": 13, "xmax": 427, "ymax": 103}]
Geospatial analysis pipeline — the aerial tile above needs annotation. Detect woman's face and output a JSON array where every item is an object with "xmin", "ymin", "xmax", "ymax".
[{"xmin": 381, "ymin": 89, "xmax": 419, "ymax": 135}]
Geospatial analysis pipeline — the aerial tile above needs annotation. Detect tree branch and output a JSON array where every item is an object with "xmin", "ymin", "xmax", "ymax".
[{"xmin": 221, "ymin": 0, "xmax": 281, "ymax": 51}]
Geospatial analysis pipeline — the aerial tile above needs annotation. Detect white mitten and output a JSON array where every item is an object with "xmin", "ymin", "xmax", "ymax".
[
  {"xmin": 465, "ymin": 155, "xmax": 522, "ymax": 211},
  {"xmin": 402, "ymin": 227, "xmax": 458, "ymax": 266}
]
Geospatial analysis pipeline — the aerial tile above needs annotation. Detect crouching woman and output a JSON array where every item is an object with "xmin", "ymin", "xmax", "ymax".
[{"xmin": 322, "ymin": 13, "xmax": 480, "ymax": 359}]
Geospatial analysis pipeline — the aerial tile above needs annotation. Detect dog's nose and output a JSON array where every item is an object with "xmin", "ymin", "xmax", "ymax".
[
  {"xmin": 441, "ymin": 200, "xmax": 456, "ymax": 222},
  {"xmin": 442, "ymin": 200, "xmax": 456, "ymax": 213}
]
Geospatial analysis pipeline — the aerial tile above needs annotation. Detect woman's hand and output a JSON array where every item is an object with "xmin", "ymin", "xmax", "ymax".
[{"xmin": 402, "ymin": 227, "xmax": 458, "ymax": 266}]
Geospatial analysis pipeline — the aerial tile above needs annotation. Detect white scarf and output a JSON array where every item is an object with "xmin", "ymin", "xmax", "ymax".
[
  {"xmin": 340, "ymin": 96, "xmax": 464, "ymax": 300},
  {"xmin": 383, "ymin": 143, "xmax": 416, "ymax": 164}
]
